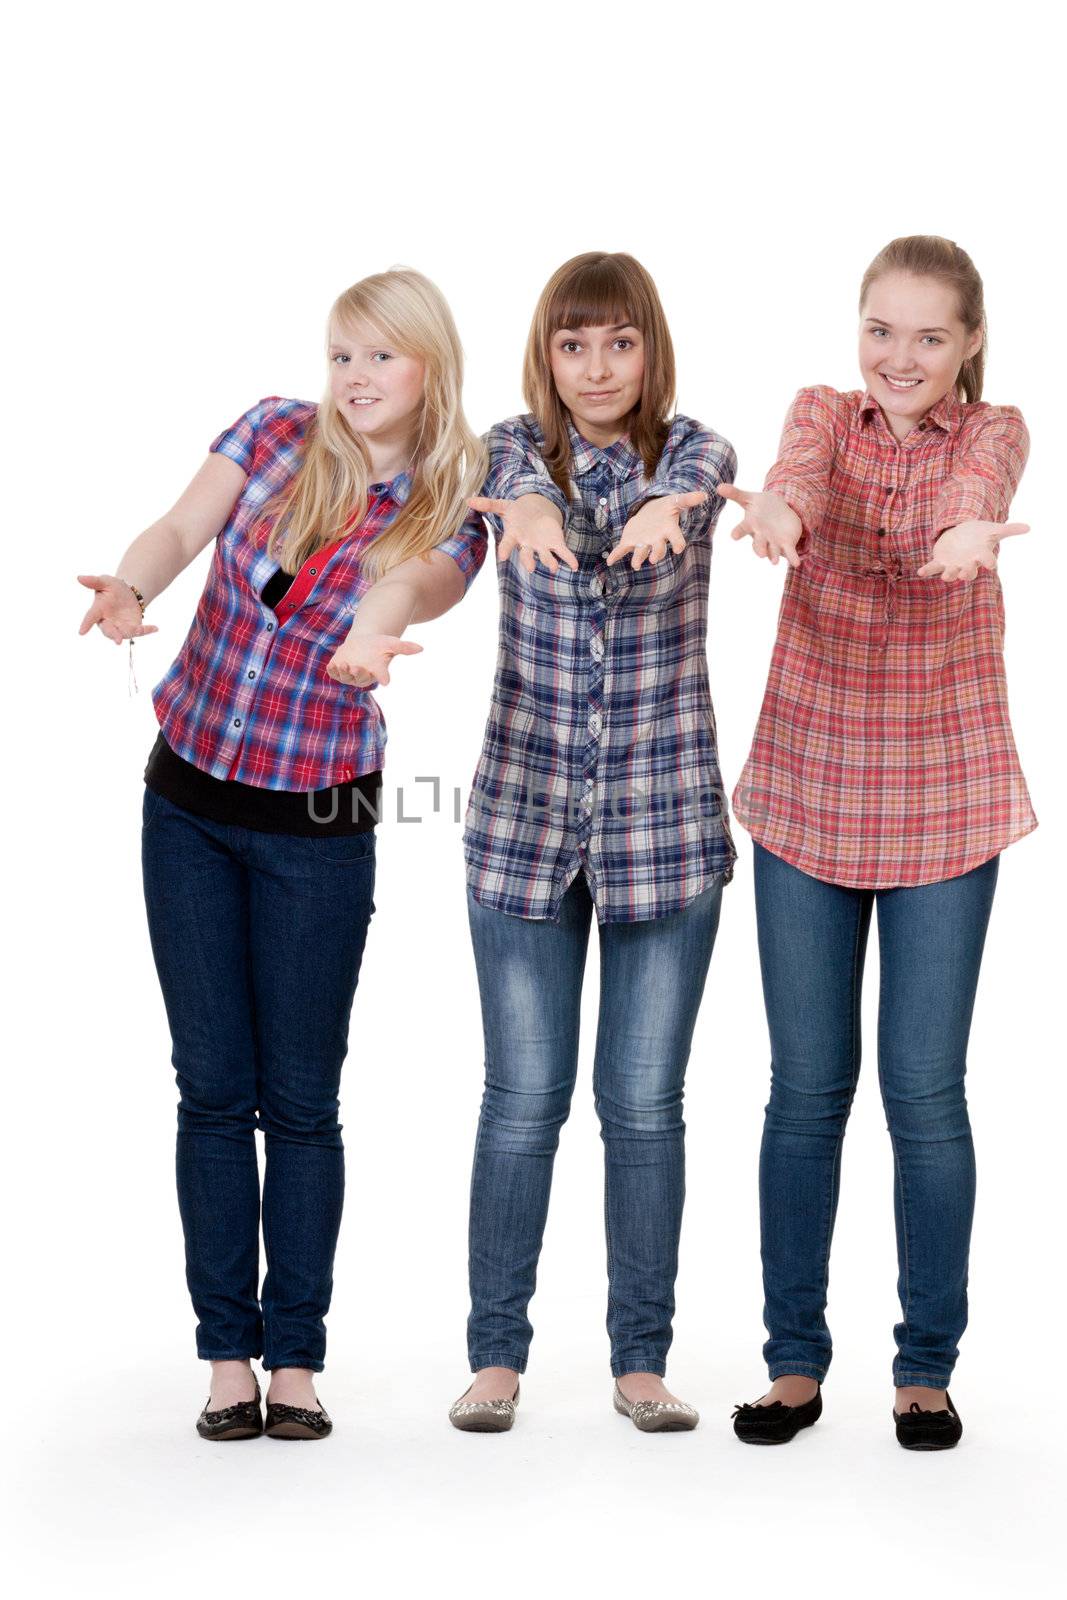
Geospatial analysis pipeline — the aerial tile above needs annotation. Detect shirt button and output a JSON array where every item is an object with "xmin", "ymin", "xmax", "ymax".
[
  {"xmin": 233, "ymin": 717, "xmax": 242, "ymax": 728},
  {"xmin": 591, "ymin": 639, "xmax": 604, "ymax": 661},
  {"xmin": 599, "ymin": 497, "xmax": 608, "ymax": 506},
  {"xmin": 590, "ymin": 579, "xmax": 604, "ymax": 598},
  {"xmin": 589, "ymin": 714, "xmax": 602, "ymax": 735},
  {"xmin": 918, "ymin": 422, "xmax": 928, "ymax": 431},
  {"xmin": 309, "ymin": 567, "xmax": 318, "ymax": 576},
  {"xmin": 248, "ymin": 670, "xmax": 256, "ymax": 679},
  {"xmin": 877, "ymin": 527, "xmax": 887, "ymax": 537},
  {"xmin": 266, "ymin": 622, "xmax": 274, "ymax": 632}
]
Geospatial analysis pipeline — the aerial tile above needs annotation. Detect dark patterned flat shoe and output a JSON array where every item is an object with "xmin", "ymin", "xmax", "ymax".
[
  {"xmin": 613, "ymin": 1382, "xmax": 699, "ymax": 1433},
  {"xmin": 732, "ymin": 1384, "xmax": 822, "ymax": 1445},
  {"xmin": 893, "ymin": 1391, "xmax": 962, "ymax": 1451},
  {"xmin": 264, "ymin": 1399, "xmax": 333, "ymax": 1440},
  {"xmin": 449, "ymin": 1380, "xmax": 520, "ymax": 1432},
  {"xmin": 196, "ymin": 1376, "xmax": 263, "ymax": 1441}
]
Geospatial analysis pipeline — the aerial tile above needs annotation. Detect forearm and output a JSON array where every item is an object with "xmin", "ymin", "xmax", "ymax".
[
  {"xmin": 350, "ymin": 552, "xmax": 465, "ymax": 636},
  {"xmin": 113, "ymin": 518, "xmax": 199, "ymax": 606}
]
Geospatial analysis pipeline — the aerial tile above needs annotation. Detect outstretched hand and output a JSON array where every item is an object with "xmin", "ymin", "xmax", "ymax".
[
  {"xmin": 469, "ymin": 493, "xmax": 579, "ymax": 576},
  {"xmin": 77, "ymin": 573, "xmax": 159, "ymax": 643},
  {"xmin": 918, "ymin": 520, "xmax": 1029, "ymax": 582},
  {"xmin": 327, "ymin": 633, "xmax": 423, "ymax": 688},
  {"xmin": 606, "ymin": 491, "xmax": 707, "ymax": 569},
  {"xmin": 720, "ymin": 485, "xmax": 804, "ymax": 568}
]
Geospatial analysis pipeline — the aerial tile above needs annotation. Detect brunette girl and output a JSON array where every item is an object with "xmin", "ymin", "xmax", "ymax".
[
  {"xmin": 449, "ymin": 252, "xmax": 736, "ymax": 1433},
  {"xmin": 78, "ymin": 269, "xmax": 486, "ymax": 1440},
  {"xmin": 725, "ymin": 235, "xmax": 1034, "ymax": 1450}
]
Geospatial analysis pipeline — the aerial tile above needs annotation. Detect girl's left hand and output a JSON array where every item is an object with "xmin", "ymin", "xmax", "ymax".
[
  {"xmin": 326, "ymin": 633, "xmax": 423, "ymax": 688},
  {"xmin": 917, "ymin": 519, "xmax": 1029, "ymax": 582},
  {"xmin": 606, "ymin": 491, "xmax": 708, "ymax": 569}
]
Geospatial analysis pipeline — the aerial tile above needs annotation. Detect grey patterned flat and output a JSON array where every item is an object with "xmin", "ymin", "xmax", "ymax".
[
  {"xmin": 613, "ymin": 1381, "xmax": 699, "ymax": 1433},
  {"xmin": 449, "ymin": 1380, "xmax": 520, "ymax": 1433}
]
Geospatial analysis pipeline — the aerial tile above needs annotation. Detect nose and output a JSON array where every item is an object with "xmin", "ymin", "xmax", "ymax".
[{"xmin": 585, "ymin": 348, "xmax": 611, "ymax": 381}]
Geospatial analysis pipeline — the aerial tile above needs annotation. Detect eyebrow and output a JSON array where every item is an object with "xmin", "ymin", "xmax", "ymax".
[
  {"xmin": 865, "ymin": 317, "xmax": 952, "ymax": 335},
  {"xmin": 556, "ymin": 323, "xmax": 638, "ymax": 335}
]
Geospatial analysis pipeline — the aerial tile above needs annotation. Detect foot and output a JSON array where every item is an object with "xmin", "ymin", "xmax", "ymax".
[
  {"xmin": 615, "ymin": 1373, "xmax": 687, "ymax": 1407},
  {"xmin": 462, "ymin": 1366, "xmax": 520, "ymax": 1403},
  {"xmin": 757, "ymin": 1375, "xmax": 820, "ymax": 1408},
  {"xmin": 208, "ymin": 1359, "xmax": 258, "ymax": 1410},
  {"xmin": 895, "ymin": 1385, "xmax": 949, "ymax": 1414},
  {"xmin": 266, "ymin": 1368, "xmax": 322, "ymax": 1411}
]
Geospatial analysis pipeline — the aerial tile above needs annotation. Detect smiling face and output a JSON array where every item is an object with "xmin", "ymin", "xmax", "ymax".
[
  {"xmin": 548, "ymin": 322, "xmax": 646, "ymax": 447},
  {"xmin": 859, "ymin": 272, "xmax": 983, "ymax": 440},
  {"xmin": 328, "ymin": 318, "xmax": 426, "ymax": 462}
]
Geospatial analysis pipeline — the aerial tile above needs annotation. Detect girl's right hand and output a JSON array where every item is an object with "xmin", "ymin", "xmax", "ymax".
[
  {"xmin": 77, "ymin": 574, "xmax": 159, "ymax": 643},
  {"xmin": 469, "ymin": 493, "xmax": 579, "ymax": 576},
  {"xmin": 719, "ymin": 485, "xmax": 804, "ymax": 568}
]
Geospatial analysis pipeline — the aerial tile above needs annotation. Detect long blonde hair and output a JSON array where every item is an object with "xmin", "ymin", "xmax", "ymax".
[
  {"xmin": 259, "ymin": 268, "xmax": 486, "ymax": 581},
  {"xmin": 522, "ymin": 252, "xmax": 678, "ymax": 500},
  {"xmin": 859, "ymin": 235, "xmax": 986, "ymax": 403}
]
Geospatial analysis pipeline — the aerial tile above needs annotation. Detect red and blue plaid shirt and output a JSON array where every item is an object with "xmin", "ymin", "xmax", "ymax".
[
  {"xmin": 152, "ymin": 397, "xmax": 487, "ymax": 790},
  {"xmin": 464, "ymin": 413, "xmax": 737, "ymax": 924}
]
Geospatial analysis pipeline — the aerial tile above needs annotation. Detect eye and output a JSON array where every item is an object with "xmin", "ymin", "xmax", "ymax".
[
  {"xmin": 371, "ymin": 351, "xmax": 393, "ymax": 362},
  {"xmin": 870, "ymin": 327, "xmax": 888, "ymax": 338},
  {"xmin": 921, "ymin": 335, "xmax": 943, "ymax": 346},
  {"xmin": 614, "ymin": 338, "xmax": 634, "ymax": 350},
  {"xmin": 559, "ymin": 340, "xmax": 581, "ymax": 354},
  {"xmin": 331, "ymin": 352, "xmax": 350, "ymax": 365}
]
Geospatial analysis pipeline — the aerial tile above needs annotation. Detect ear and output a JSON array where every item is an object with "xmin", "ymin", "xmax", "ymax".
[{"xmin": 963, "ymin": 329, "xmax": 983, "ymax": 362}]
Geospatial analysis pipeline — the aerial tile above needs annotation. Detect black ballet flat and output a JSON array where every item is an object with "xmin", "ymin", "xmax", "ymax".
[
  {"xmin": 264, "ymin": 1400, "xmax": 333, "ymax": 1440},
  {"xmin": 732, "ymin": 1384, "xmax": 822, "ymax": 1445},
  {"xmin": 196, "ymin": 1376, "xmax": 263, "ymax": 1441},
  {"xmin": 893, "ymin": 1391, "xmax": 962, "ymax": 1451}
]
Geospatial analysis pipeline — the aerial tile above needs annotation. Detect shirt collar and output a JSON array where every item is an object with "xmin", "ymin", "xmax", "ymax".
[
  {"xmin": 566, "ymin": 418, "xmax": 642, "ymax": 480},
  {"xmin": 368, "ymin": 469, "xmax": 412, "ymax": 505},
  {"xmin": 858, "ymin": 386, "xmax": 964, "ymax": 437}
]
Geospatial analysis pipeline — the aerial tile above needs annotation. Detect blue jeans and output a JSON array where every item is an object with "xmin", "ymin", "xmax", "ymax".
[
  {"xmin": 140, "ymin": 788, "xmax": 376, "ymax": 1371},
  {"xmin": 753, "ymin": 842, "xmax": 999, "ymax": 1389},
  {"xmin": 465, "ymin": 871, "xmax": 724, "ymax": 1377}
]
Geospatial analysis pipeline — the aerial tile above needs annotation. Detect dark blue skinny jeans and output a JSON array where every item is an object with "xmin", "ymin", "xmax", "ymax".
[
  {"xmin": 753, "ymin": 842, "xmax": 999, "ymax": 1390},
  {"xmin": 141, "ymin": 787, "xmax": 375, "ymax": 1372}
]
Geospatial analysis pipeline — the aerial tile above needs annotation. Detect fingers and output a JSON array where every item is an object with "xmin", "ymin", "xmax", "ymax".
[
  {"xmin": 730, "ymin": 521, "xmax": 753, "ymax": 541},
  {"xmin": 916, "ymin": 559, "xmax": 943, "ymax": 578},
  {"xmin": 998, "ymin": 522, "xmax": 1029, "ymax": 538},
  {"xmin": 391, "ymin": 641, "xmax": 424, "ymax": 656},
  {"xmin": 716, "ymin": 484, "xmax": 751, "ymax": 507},
  {"xmin": 469, "ymin": 495, "xmax": 509, "ymax": 516},
  {"xmin": 673, "ymin": 490, "xmax": 708, "ymax": 510},
  {"xmin": 76, "ymin": 573, "xmax": 108, "ymax": 590}
]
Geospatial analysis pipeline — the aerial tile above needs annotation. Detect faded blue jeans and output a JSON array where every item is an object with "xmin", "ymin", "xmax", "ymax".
[
  {"xmin": 465, "ymin": 870, "xmax": 724, "ymax": 1378},
  {"xmin": 753, "ymin": 842, "xmax": 999, "ymax": 1390},
  {"xmin": 141, "ymin": 788, "xmax": 376, "ymax": 1372}
]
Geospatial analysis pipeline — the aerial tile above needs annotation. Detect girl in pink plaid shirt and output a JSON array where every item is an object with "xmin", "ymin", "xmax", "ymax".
[{"xmin": 725, "ymin": 236, "xmax": 1035, "ymax": 1451}]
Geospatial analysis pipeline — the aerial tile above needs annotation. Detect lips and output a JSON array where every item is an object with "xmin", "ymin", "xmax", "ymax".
[
  {"xmin": 348, "ymin": 396, "xmax": 380, "ymax": 405},
  {"xmin": 880, "ymin": 373, "xmax": 923, "ymax": 391}
]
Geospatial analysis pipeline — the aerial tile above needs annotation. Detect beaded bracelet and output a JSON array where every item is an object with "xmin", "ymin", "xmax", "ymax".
[{"xmin": 121, "ymin": 578, "xmax": 147, "ymax": 619}]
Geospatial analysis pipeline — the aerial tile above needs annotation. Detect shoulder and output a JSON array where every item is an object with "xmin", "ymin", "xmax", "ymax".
[
  {"xmin": 664, "ymin": 413, "xmax": 737, "ymax": 471},
  {"xmin": 483, "ymin": 413, "xmax": 545, "ymax": 454},
  {"xmin": 246, "ymin": 395, "xmax": 318, "ymax": 436},
  {"xmin": 489, "ymin": 412, "xmax": 547, "ymax": 451},
  {"xmin": 956, "ymin": 399, "xmax": 1027, "ymax": 434},
  {"xmin": 789, "ymin": 384, "xmax": 859, "ymax": 418}
]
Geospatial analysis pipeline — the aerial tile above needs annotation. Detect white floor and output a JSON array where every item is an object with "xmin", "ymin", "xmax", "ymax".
[{"xmin": 13, "ymin": 1330, "xmax": 1060, "ymax": 1599}]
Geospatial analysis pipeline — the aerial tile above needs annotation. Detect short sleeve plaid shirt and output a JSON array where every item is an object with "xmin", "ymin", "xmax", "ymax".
[
  {"xmin": 463, "ymin": 412, "xmax": 738, "ymax": 924},
  {"xmin": 732, "ymin": 384, "xmax": 1036, "ymax": 887},
  {"xmin": 152, "ymin": 396, "xmax": 487, "ymax": 790}
]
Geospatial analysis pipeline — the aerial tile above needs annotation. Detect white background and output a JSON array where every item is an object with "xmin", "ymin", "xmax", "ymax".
[{"xmin": 5, "ymin": 2, "xmax": 1063, "ymax": 1595}]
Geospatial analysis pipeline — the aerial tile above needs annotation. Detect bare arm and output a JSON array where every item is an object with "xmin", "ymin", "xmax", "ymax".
[
  {"xmin": 327, "ymin": 548, "xmax": 470, "ymax": 688},
  {"xmin": 77, "ymin": 453, "xmax": 248, "ymax": 643}
]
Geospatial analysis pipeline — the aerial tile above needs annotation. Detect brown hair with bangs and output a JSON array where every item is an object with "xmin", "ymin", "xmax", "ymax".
[{"xmin": 522, "ymin": 252, "xmax": 677, "ymax": 498}]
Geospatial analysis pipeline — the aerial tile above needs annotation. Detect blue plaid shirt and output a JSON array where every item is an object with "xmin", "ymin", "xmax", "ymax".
[{"xmin": 464, "ymin": 413, "xmax": 737, "ymax": 923}]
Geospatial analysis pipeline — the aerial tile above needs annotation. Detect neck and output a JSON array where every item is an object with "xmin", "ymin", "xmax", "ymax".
[
  {"xmin": 573, "ymin": 419, "xmax": 627, "ymax": 449},
  {"xmin": 364, "ymin": 426, "xmax": 417, "ymax": 482}
]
